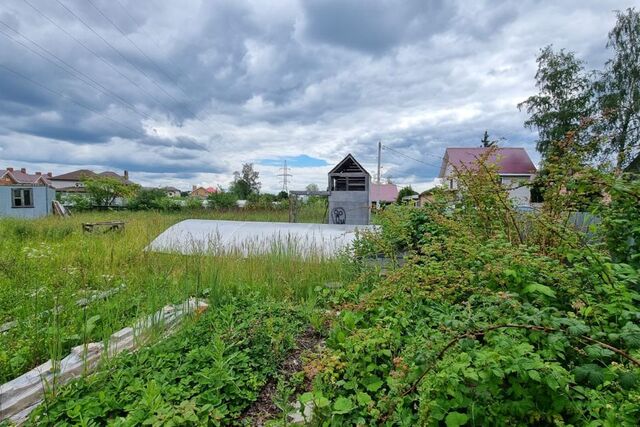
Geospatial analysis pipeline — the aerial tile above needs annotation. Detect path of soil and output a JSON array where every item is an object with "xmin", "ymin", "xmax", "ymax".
[{"xmin": 242, "ymin": 326, "xmax": 324, "ymax": 426}]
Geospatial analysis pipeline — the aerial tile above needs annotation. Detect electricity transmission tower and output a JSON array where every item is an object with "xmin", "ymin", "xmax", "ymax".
[{"xmin": 277, "ymin": 160, "xmax": 293, "ymax": 192}]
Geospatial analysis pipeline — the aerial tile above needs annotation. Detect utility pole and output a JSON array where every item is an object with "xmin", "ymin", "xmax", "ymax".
[
  {"xmin": 376, "ymin": 141, "xmax": 382, "ymax": 210},
  {"xmin": 277, "ymin": 160, "xmax": 292, "ymax": 192},
  {"xmin": 377, "ymin": 141, "xmax": 382, "ymax": 184}
]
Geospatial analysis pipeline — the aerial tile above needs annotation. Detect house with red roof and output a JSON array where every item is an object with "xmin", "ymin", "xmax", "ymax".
[
  {"xmin": 439, "ymin": 147, "xmax": 537, "ymax": 205},
  {"xmin": 190, "ymin": 185, "xmax": 218, "ymax": 199},
  {"xmin": 370, "ymin": 183, "xmax": 399, "ymax": 207},
  {"xmin": 0, "ymin": 167, "xmax": 56, "ymax": 218}
]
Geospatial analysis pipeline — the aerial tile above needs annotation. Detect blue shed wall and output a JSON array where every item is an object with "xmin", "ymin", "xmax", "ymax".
[{"xmin": 0, "ymin": 186, "xmax": 55, "ymax": 218}]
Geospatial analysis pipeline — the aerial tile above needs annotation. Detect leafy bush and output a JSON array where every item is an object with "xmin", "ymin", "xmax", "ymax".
[
  {"xmin": 60, "ymin": 194, "xmax": 92, "ymax": 211},
  {"xmin": 30, "ymin": 296, "xmax": 305, "ymax": 425},
  {"xmin": 128, "ymin": 188, "xmax": 181, "ymax": 211},
  {"xmin": 305, "ymin": 161, "xmax": 640, "ymax": 426},
  {"xmin": 207, "ymin": 191, "xmax": 237, "ymax": 210},
  {"xmin": 184, "ymin": 197, "xmax": 205, "ymax": 210}
]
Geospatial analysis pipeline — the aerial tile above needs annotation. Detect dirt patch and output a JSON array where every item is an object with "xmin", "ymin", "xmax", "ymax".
[{"xmin": 242, "ymin": 326, "xmax": 324, "ymax": 426}]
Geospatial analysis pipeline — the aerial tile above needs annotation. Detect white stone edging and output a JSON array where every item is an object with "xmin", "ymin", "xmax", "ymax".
[{"xmin": 0, "ymin": 298, "xmax": 208, "ymax": 425}]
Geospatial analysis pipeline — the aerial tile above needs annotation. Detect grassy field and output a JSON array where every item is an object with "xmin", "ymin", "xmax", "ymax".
[{"xmin": 0, "ymin": 206, "xmax": 340, "ymax": 384}]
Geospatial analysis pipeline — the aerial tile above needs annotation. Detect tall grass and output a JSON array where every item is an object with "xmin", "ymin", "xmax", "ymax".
[{"xmin": 0, "ymin": 208, "xmax": 344, "ymax": 383}]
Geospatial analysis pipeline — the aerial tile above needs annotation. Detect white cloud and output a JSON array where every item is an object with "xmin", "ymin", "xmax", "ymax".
[{"xmin": 0, "ymin": 0, "xmax": 627, "ymax": 192}]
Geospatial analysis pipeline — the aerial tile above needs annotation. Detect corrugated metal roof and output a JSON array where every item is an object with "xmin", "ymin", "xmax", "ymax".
[
  {"xmin": 439, "ymin": 147, "xmax": 537, "ymax": 177},
  {"xmin": 370, "ymin": 183, "xmax": 398, "ymax": 202}
]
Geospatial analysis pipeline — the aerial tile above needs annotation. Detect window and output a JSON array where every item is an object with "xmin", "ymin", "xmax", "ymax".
[
  {"xmin": 331, "ymin": 177, "xmax": 347, "ymax": 191},
  {"xmin": 347, "ymin": 177, "xmax": 365, "ymax": 191},
  {"xmin": 12, "ymin": 188, "xmax": 34, "ymax": 208},
  {"xmin": 330, "ymin": 176, "xmax": 366, "ymax": 191}
]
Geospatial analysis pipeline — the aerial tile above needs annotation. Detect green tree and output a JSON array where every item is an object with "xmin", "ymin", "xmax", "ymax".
[
  {"xmin": 232, "ymin": 163, "xmax": 261, "ymax": 198},
  {"xmin": 229, "ymin": 179, "xmax": 252, "ymax": 199},
  {"xmin": 396, "ymin": 185, "xmax": 418, "ymax": 204},
  {"xmin": 82, "ymin": 176, "xmax": 138, "ymax": 207},
  {"xmin": 480, "ymin": 130, "xmax": 496, "ymax": 147},
  {"xmin": 595, "ymin": 8, "xmax": 640, "ymax": 171},
  {"xmin": 518, "ymin": 46, "xmax": 593, "ymax": 160}
]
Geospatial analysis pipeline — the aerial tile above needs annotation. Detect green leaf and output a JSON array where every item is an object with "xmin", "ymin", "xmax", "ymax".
[
  {"xmin": 621, "ymin": 323, "xmax": 640, "ymax": 349},
  {"xmin": 315, "ymin": 395, "xmax": 330, "ymax": 409},
  {"xmin": 363, "ymin": 376, "xmax": 384, "ymax": 392},
  {"xmin": 356, "ymin": 392, "xmax": 372, "ymax": 406},
  {"xmin": 573, "ymin": 364, "xmax": 605, "ymax": 387},
  {"xmin": 332, "ymin": 396, "xmax": 354, "ymax": 414},
  {"xmin": 618, "ymin": 372, "xmax": 637, "ymax": 390},
  {"xmin": 445, "ymin": 411, "xmax": 469, "ymax": 427},
  {"xmin": 299, "ymin": 392, "xmax": 314, "ymax": 405},
  {"xmin": 584, "ymin": 345, "xmax": 615, "ymax": 359},
  {"xmin": 523, "ymin": 283, "xmax": 556, "ymax": 298},
  {"xmin": 528, "ymin": 370, "xmax": 541, "ymax": 382}
]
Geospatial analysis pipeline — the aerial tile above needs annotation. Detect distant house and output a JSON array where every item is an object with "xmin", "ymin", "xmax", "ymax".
[
  {"xmin": 50, "ymin": 170, "xmax": 133, "ymax": 193},
  {"xmin": 0, "ymin": 168, "xmax": 56, "ymax": 218},
  {"xmin": 370, "ymin": 183, "xmax": 398, "ymax": 207},
  {"xmin": 190, "ymin": 186, "xmax": 217, "ymax": 198},
  {"xmin": 51, "ymin": 169, "xmax": 135, "ymax": 206},
  {"xmin": 439, "ymin": 147, "xmax": 537, "ymax": 205},
  {"xmin": 162, "ymin": 187, "xmax": 181, "ymax": 198}
]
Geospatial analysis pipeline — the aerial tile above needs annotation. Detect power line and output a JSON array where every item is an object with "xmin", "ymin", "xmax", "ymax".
[
  {"xmin": 80, "ymin": 0, "xmax": 206, "ymax": 123},
  {"xmin": 0, "ymin": 21, "xmax": 156, "ymax": 123},
  {"xmin": 112, "ymin": 0, "xmax": 199, "ymax": 87},
  {"xmin": 0, "ymin": 63, "xmax": 144, "ymax": 137},
  {"xmin": 86, "ymin": 0, "xmax": 190, "ymax": 97},
  {"xmin": 52, "ymin": 0, "xmax": 198, "ymax": 122},
  {"xmin": 381, "ymin": 144, "xmax": 443, "ymax": 169},
  {"xmin": 21, "ymin": 0, "xmax": 167, "ymax": 112}
]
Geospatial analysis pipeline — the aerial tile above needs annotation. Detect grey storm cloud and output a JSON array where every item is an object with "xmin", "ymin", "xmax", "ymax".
[{"xmin": 0, "ymin": 0, "xmax": 629, "ymax": 191}]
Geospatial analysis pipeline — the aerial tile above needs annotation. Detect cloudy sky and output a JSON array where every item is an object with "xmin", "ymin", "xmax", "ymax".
[{"xmin": 0, "ymin": 0, "xmax": 630, "ymax": 192}]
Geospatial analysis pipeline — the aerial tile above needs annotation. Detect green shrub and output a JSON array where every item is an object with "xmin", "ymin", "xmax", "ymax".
[{"xmin": 207, "ymin": 191, "xmax": 237, "ymax": 210}]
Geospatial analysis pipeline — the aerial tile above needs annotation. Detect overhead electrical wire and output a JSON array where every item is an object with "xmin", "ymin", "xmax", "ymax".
[
  {"xmin": 112, "ymin": 0, "xmax": 199, "ymax": 87},
  {"xmin": 381, "ymin": 144, "xmax": 443, "ymax": 169},
  {"xmin": 21, "ymin": 0, "xmax": 167, "ymax": 112},
  {"xmin": 84, "ymin": 0, "xmax": 215, "ymax": 127},
  {"xmin": 0, "ymin": 62, "xmax": 145, "ymax": 137},
  {"xmin": 54, "ymin": 0, "xmax": 205, "ymax": 124},
  {"xmin": 0, "ymin": 21, "xmax": 156, "ymax": 123}
]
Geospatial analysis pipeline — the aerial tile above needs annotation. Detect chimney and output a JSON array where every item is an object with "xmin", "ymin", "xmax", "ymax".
[
  {"xmin": 124, "ymin": 170, "xmax": 129, "ymax": 180},
  {"xmin": 7, "ymin": 167, "xmax": 14, "ymax": 172},
  {"xmin": 47, "ymin": 172, "xmax": 52, "ymax": 177},
  {"xmin": 35, "ymin": 172, "xmax": 42, "ymax": 176},
  {"xmin": 20, "ymin": 168, "xmax": 26, "ymax": 173}
]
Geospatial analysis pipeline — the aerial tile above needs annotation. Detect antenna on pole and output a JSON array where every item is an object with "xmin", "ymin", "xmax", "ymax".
[{"xmin": 277, "ymin": 160, "xmax": 293, "ymax": 192}]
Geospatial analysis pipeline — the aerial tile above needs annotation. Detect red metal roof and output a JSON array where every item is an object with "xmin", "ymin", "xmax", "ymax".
[
  {"xmin": 439, "ymin": 147, "xmax": 537, "ymax": 177},
  {"xmin": 370, "ymin": 183, "xmax": 398, "ymax": 202}
]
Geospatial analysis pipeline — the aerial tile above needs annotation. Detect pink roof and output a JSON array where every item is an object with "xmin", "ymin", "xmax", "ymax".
[
  {"xmin": 439, "ymin": 147, "xmax": 536, "ymax": 177},
  {"xmin": 205, "ymin": 187, "xmax": 218, "ymax": 193},
  {"xmin": 1, "ymin": 169, "xmax": 51, "ymax": 186},
  {"xmin": 370, "ymin": 183, "xmax": 398, "ymax": 202}
]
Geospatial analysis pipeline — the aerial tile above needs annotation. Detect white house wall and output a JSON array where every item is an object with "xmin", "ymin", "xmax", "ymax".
[{"xmin": 0, "ymin": 187, "xmax": 55, "ymax": 218}]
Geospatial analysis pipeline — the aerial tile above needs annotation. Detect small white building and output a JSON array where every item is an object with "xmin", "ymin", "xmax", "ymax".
[
  {"xmin": 162, "ymin": 187, "xmax": 182, "ymax": 198},
  {"xmin": 439, "ymin": 147, "xmax": 537, "ymax": 205},
  {"xmin": 0, "ymin": 168, "xmax": 56, "ymax": 218}
]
